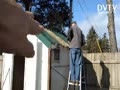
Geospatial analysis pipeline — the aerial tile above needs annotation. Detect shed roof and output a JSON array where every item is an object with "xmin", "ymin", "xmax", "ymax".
[{"xmin": 37, "ymin": 30, "xmax": 69, "ymax": 48}]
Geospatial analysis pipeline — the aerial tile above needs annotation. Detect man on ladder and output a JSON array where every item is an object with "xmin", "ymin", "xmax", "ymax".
[{"xmin": 67, "ymin": 21, "xmax": 86, "ymax": 90}]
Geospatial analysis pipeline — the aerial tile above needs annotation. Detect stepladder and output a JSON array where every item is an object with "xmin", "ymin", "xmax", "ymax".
[{"xmin": 67, "ymin": 58, "xmax": 87, "ymax": 90}]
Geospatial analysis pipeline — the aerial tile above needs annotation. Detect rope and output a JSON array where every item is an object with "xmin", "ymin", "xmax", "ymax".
[
  {"xmin": 96, "ymin": 38, "xmax": 105, "ymax": 61},
  {"xmin": 96, "ymin": 39, "xmax": 102, "ymax": 53},
  {"xmin": 51, "ymin": 66, "xmax": 68, "ymax": 81},
  {"xmin": 1, "ymin": 68, "xmax": 10, "ymax": 89}
]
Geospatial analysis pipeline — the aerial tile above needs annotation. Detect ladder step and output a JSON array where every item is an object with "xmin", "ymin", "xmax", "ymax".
[
  {"xmin": 68, "ymin": 82, "xmax": 75, "ymax": 85},
  {"xmin": 68, "ymin": 83, "xmax": 81, "ymax": 86},
  {"xmin": 68, "ymin": 81, "xmax": 86, "ymax": 85},
  {"xmin": 82, "ymin": 82, "xmax": 86, "ymax": 84},
  {"xmin": 81, "ymin": 76, "xmax": 85, "ymax": 78}
]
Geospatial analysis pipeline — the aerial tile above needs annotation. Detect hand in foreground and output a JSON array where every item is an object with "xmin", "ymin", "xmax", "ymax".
[{"xmin": 0, "ymin": 0, "xmax": 44, "ymax": 57}]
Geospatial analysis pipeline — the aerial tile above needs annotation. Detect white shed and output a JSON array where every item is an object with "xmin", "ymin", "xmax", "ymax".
[{"xmin": 1, "ymin": 31, "xmax": 69, "ymax": 90}]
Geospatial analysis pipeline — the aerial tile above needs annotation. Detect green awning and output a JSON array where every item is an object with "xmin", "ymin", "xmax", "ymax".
[{"xmin": 37, "ymin": 30, "xmax": 68, "ymax": 48}]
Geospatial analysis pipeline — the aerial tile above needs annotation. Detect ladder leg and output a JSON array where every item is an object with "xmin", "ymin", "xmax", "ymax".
[
  {"xmin": 79, "ymin": 64, "xmax": 82, "ymax": 90},
  {"xmin": 82, "ymin": 58, "xmax": 87, "ymax": 90},
  {"xmin": 78, "ymin": 56, "xmax": 82, "ymax": 90},
  {"xmin": 83, "ymin": 60, "xmax": 87, "ymax": 90},
  {"xmin": 79, "ymin": 58, "xmax": 87, "ymax": 90},
  {"xmin": 67, "ymin": 71, "xmax": 70, "ymax": 90}
]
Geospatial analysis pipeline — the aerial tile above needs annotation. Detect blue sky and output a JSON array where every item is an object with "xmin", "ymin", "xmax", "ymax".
[
  {"xmin": 67, "ymin": 0, "xmax": 120, "ymax": 48},
  {"xmin": 19, "ymin": 0, "xmax": 120, "ymax": 48}
]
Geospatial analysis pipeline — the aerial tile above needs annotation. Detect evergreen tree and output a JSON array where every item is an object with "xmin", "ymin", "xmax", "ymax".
[
  {"xmin": 84, "ymin": 27, "xmax": 110, "ymax": 53},
  {"xmin": 86, "ymin": 26, "xmax": 99, "ymax": 53},
  {"xmin": 99, "ymin": 33, "xmax": 110, "ymax": 52}
]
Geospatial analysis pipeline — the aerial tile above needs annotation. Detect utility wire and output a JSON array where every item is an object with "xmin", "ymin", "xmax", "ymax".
[
  {"xmin": 82, "ymin": 0, "xmax": 89, "ymax": 9},
  {"xmin": 78, "ymin": 0, "xmax": 108, "ymax": 39},
  {"xmin": 80, "ymin": 0, "xmax": 101, "ymax": 32},
  {"xmin": 77, "ymin": 0, "xmax": 106, "ymax": 54},
  {"xmin": 77, "ymin": 0, "xmax": 93, "ymax": 26},
  {"xmin": 78, "ymin": 0, "xmax": 101, "ymax": 34}
]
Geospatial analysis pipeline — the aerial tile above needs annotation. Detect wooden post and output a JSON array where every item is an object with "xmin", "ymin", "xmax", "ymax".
[
  {"xmin": 106, "ymin": 0, "xmax": 118, "ymax": 52},
  {"xmin": 12, "ymin": 55, "xmax": 25, "ymax": 90}
]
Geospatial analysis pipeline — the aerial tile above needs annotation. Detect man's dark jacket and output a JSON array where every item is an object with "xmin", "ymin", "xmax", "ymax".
[{"xmin": 68, "ymin": 25, "xmax": 82, "ymax": 48}]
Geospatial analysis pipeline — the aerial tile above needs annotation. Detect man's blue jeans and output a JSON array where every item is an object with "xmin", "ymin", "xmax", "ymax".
[{"xmin": 70, "ymin": 48, "xmax": 82, "ymax": 81}]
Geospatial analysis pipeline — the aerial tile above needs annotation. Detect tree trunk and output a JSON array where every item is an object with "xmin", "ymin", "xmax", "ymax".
[
  {"xmin": 22, "ymin": 0, "xmax": 32, "ymax": 11},
  {"xmin": 106, "ymin": 0, "xmax": 118, "ymax": 52},
  {"xmin": 69, "ymin": 0, "xmax": 73, "ymax": 26}
]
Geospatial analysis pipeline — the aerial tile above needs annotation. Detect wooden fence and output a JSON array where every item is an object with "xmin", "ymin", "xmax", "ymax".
[
  {"xmin": 83, "ymin": 52, "xmax": 120, "ymax": 90},
  {"xmin": 51, "ymin": 52, "xmax": 120, "ymax": 90}
]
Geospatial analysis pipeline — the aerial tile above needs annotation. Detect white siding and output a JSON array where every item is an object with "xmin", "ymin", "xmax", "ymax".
[
  {"xmin": 25, "ymin": 35, "xmax": 49, "ymax": 90},
  {"xmin": 1, "ymin": 54, "xmax": 14, "ymax": 90},
  {"xmin": 24, "ymin": 35, "xmax": 38, "ymax": 90},
  {"xmin": 1, "ymin": 35, "xmax": 49, "ymax": 90},
  {"xmin": 36, "ymin": 39, "xmax": 49, "ymax": 90}
]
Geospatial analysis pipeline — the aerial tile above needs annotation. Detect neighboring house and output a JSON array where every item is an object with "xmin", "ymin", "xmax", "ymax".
[{"xmin": 1, "ymin": 30, "xmax": 69, "ymax": 90}]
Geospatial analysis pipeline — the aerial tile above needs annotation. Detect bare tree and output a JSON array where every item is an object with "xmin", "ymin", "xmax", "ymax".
[{"xmin": 106, "ymin": 0, "xmax": 118, "ymax": 52}]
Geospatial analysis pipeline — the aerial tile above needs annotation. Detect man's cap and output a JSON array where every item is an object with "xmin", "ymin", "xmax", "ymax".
[{"xmin": 71, "ymin": 21, "xmax": 77, "ymax": 25}]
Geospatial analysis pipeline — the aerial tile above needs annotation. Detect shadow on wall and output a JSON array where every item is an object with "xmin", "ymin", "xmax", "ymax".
[
  {"xmin": 100, "ymin": 61, "xmax": 110, "ymax": 90},
  {"xmin": 83, "ymin": 56, "xmax": 100, "ymax": 90},
  {"xmin": 83, "ymin": 56, "xmax": 110, "ymax": 90}
]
